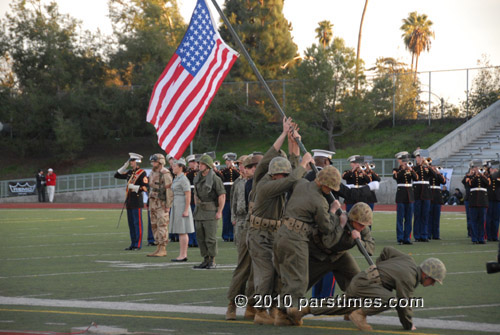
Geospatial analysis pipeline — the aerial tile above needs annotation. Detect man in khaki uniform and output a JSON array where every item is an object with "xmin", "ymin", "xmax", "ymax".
[
  {"xmin": 193, "ymin": 154, "xmax": 226, "ymax": 269},
  {"xmin": 147, "ymin": 153, "xmax": 174, "ymax": 257},
  {"xmin": 273, "ymin": 166, "xmax": 342, "ymax": 326},
  {"xmin": 292, "ymin": 247, "xmax": 446, "ymax": 331}
]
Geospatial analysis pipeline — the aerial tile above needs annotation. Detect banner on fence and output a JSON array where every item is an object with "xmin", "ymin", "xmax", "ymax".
[{"xmin": 8, "ymin": 181, "xmax": 37, "ymax": 196}]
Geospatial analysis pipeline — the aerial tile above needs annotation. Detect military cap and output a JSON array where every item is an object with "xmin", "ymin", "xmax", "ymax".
[
  {"xmin": 420, "ymin": 258, "xmax": 446, "ymax": 284},
  {"xmin": 268, "ymin": 157, "xmax": 292, "ymax": 175},
  {"xmin": 150, "ymin": 153, "xmax": 166, "ymax": 165},
  {"xmin": 413, "ymin": 148, "xmax": 430, "ymax": 158},
  {"xmin": 395, "ymin": 151, "xmax": 409, "ymax": 159},
  {"xmin": 244, "ymin": 154, "xmax": 262, "ymax": 168},
  {"xmin": 203, "ymin": 151, "xmax": 216, "ymax": 159},
  {"xmin": 236, "ymin": 155, "xmax": 248, "ymax": 165},
  {"xmin": 194, "ymin": 154, "xmax": 203, "ymax": 162},
  {"xmin": 186, "ymin": 154, "xmax": 196, "ymax": 163},
  {"xmin": 48, "ymin": 168, "xmax": 53, "ymax": 172},
  {"xmin": 252, "ymin": 151, "xmax": 263, "ymax": 156},
  {"xmin": 174, "ymin": 158, "xmax": 187, "ymax": 166},
  {"xmin": 223, "ymin": 152, "xmax": 237, "ymax": 161},
  {"xmin": 487, "ymin": 160, "xmax": 500, "ymax": 169},
  {"xmin": 348, "ymin": 202, "xmax": 373, "ymax": 225},
  {"xmin": 128, "ymin": 152, "xmax": 143, "ymax": 163},
  {"xmin": 347, "ymin": 155, "xmax": 363, "ymax": 163},
  {"xmin": 199, "ymin": 154, "xmax": 214, "ymax": 169},
  {"xmin": 312, "ymin": 149, "xmax": 335, "ymax": 160},
  {"xmin": 471, "ymin": 159, "xmax": 483, "ymax": 168},
  {"xmin": 316, "ymin": 166, "xmax": 341, "ymax": 191}
]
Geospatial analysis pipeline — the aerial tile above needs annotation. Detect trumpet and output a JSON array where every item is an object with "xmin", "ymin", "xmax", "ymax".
[
  {"xmin": 478, "ymin": 167, "xmax": 485, "ymax": 174},
  {"xmin": 407, "ymin": 161, "xmax": 414, "ymax": 168},
  {"xmin": 360, "ymin": 164, "xmax": 367, "ymax": 171},
  {"xmin": 368, "ymin": 163, "xmax": 376, "ymax": 170},
  {"xmin": 214, "ymin": 160, "xmax": 220, "ymax": 167},
  {"xmin": 436, "ymin": 166, "xmax": 443, "ymax": 172}
]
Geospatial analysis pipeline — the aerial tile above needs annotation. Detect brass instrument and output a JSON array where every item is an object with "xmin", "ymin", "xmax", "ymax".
[
  {"xmin": 368, "ymin": 163, "xmax": 376, "ymax": 170},
  {"xmin": 360, "ymin": 164, "xmax": 367, "ymax": 171},
  {"xmin": 214, "ymin": 160, "xmax": 220, "ymax": 167},
  {"xmin": 407, "ymin": 161, "xmax": 414, "ymax": 168},
  {"xmin": 478, "ymin": 167, "xmax": 485, "ymax": 174}
]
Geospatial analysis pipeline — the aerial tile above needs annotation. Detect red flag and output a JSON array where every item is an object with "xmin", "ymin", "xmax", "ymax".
[{"xmin": 147, "ymin": 0, "xmax": 238, "ymax": 159}]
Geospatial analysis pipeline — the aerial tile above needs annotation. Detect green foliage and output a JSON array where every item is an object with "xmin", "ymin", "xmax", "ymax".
[
  {"xmin": 400, "ymin": 11, "xmax": 435, "ymax": 74},
  {"xmin": 315, "ymin": 20, "xmax": 334, "ymax": 48},
  {"xmin": 465, "ymin": 56, "xmax": 500, "ymax": 116},
  {"xmin": 220, "ymin": 0, "xmax": 298, "ymax": 81},
  {"xmin": 53, "ymin": 109, "xmax": 84, "ymax": 159}
]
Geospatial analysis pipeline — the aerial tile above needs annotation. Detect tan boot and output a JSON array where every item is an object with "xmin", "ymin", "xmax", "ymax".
[
  {"xmin": 225, "ymin": 302, "xmax": 236, "ymax": 320},
  {"xmin": 147, "ymin": 244, "xmax": 161, "ymax": 257},
  {"xmin": 149, "ymin": 244, "xmax": 166, "ymax": 257},
  {"xmin": 286, "ymin": 307, "xmax": 308, "ymax": 326},
  {"xmin": 269, "ymin": 307, "xmax": 279, "ymax": 319},
  {"xmin": 254, "ymin": 309, "xmax": 274, "ymax": 325},
  {"xmin": 273, "ymin": 309, "xmax": 293, "ymax": 326},
  {"xmin": 349, "ymin": 309, "xmax": 373, "ymax": 331},
  {"xmin": 244, "ymin": 305, "xmax": 256, "ymax": 320}
]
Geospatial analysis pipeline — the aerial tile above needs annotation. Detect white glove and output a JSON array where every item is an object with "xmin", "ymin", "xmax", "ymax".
[
  {"xmin": 368, "ymin": 181, "xmax": 380, "ymax": 191},
  {"xmin": 344, "ymin": 184, "xmax": 352, "ymax": 189},
  {"xmin": 117, "ymin": 161, "xmax": 129, "ymax": 174},
  {"xmin": 128, "ymin": 184, "xmax": 140, "ymax": 193}
]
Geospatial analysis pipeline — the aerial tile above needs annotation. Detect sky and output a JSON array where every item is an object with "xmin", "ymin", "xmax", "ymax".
[{"xmin": 1, "ymin": 0, "xmax": 499, "ymax": 106}]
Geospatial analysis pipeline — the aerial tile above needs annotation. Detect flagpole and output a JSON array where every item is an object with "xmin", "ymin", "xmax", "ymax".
[{"xmin": 209, "ymin": 0, "xmax": 374, "ymax": 266}]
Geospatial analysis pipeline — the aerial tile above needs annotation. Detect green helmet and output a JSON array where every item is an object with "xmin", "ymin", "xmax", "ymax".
[
  {"xmin": 348, "ymin": 202, "xmax": 372, "ymax": 225},
  {"xmin": 199, "ymin": 154, "xmax": 214, "ymax": 169},
  {"xmin": 268, "ymin": 157, "xmax": 292, "ymax": 175},
  {"xmin": 420, "ymin": 258, "xmax": 446, "ymax": 284},
  {"xmin": 150, "ymin": 153, "xmax": 166, "ymax": 165},
  {"xmin": 316, "ymin": 166, "xmax": 341, "ymax": 191}
]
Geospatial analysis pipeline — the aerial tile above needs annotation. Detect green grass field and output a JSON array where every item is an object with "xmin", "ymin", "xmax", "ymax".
[{"xmin": 0, "ymin": 209, "xmax": 499, "ymax": 334}]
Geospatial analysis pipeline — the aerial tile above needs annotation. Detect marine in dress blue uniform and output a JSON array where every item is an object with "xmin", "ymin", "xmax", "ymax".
[
  {"xmin": 462, "ymin": 166, "xmax": 473, "ymax": 237},
  {"xmin": 220, "ymin": 152, "xmax": 240, "ymax": 242},
  {"xmin": 428, "ymin": 159, "xmax": 446, "ymax": 240},
  {"xmin": 342, "ymin": 155, "xmax": 371, "ymax": 212},
  {"xmin": 393, "ymin": 152, "xmax": 418, "ymax": 244},
  {"xmin": 363, "ymin": 156, "xmax": 381, "ymax": 211},
  {"xmin": 114, "ymin": 153, "xmax": 148, "ymax": 250},
  {"xmin": 486, "ymin": 160, "xmax": 500, "ymax": 241},
  {"xmin": 412, "ymin": 149, "xmax": 436, "ymax": 242},
  {"xmin": 467, "ymin": 159, "xmax": 490, "ymax": 244}
]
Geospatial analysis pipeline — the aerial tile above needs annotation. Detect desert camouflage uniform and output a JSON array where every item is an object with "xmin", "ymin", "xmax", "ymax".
[{"xmin": 148, "ymin": 167, "xmax": 173, "ymax": 246}]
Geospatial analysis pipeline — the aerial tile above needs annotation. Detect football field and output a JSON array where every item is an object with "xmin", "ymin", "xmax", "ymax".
[{"xmin": 0, "ymin": 208, "xmax": 498, "ymax": 334}]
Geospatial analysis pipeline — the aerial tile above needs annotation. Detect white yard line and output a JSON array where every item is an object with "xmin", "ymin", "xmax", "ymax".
[{"xmin": 0, "ymin": 296, "xmax": 498, "ymax": 332}]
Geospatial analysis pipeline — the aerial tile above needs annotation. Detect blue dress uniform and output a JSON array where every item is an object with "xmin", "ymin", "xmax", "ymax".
[
  {"xmin": 412, "ymin": 161, "xmax": 436, "ymax": 242},
  {"xmin": 393, "ymin": 164, "xmax": 418, "ymax": 244},
  {"xmin": 462, "ymin": 172, "xmax": 473, "ymax": 237},
  {"xmin": 486, "ymin": 166, "xmax": 500, "ymax": 241},
  {"xmin": 342, "ymin": 156, "xmax": 371, "ymax": 212},
  {"xmin": 428, "ymin": 169, "xmax": 446, "ymax": 240},
  {"xmin": 220, "ymin": 153, "xmax": 240, "ymax": 241},
  {"xmin": 185, "ymin": 165, "xmax": 198, "ymax": 247},
  {"xmin": 365, "ymin": 168, "xmax": 381, "ymax": 211},
  {"xmin": 467, "ymin": 169, "xmax": 490, "ymax": 244},
  {"xmin": 114, "ymin": 156, "xmax": 148, "ymax": 250}
]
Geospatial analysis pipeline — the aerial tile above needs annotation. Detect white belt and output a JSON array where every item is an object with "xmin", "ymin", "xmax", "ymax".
[
  {"xmin": 430, "ymin": 186, "xmax": 441, "ymax": 189},
  {"xmin": 190, "ymin": 185, "xmax": 194, "ymax": 189},
  {"xmin": 471, "ymin": 188, "xmax": 487, "ymax": 192},
  {"xmin": 397, "ymin": 184, "xmax": 412, "ymax": 187},
  {"xmin": 346, "ymin": 184, "xmax": 362, "ymax": 189},
  {"xmin": 413, "ymin": 181, "xmax": 430, "ymax": 185},
  {"xmin": 223, "ymin": 182, "xmax": 234, "ymax": 186}
]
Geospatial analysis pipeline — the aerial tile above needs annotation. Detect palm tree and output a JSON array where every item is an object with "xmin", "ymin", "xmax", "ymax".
[
  {"xmin": 315, "ymin": 20, "xmax": 334, "ymax": 48},
  {"xmin": 400, "ymin": 11, "xmax": 435, "ymax": 80},
  {"xmin": 355, "ymin": 0, "xmax": 369, "ymax": 94}
]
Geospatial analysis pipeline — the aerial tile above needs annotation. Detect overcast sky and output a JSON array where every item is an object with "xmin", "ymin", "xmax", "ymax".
[{"xmin": 1, "ymin": 0, "xmax": 499, "ymax": 105}]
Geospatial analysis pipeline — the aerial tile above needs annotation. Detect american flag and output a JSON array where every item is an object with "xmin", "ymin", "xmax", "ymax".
[{"xmin": 146, "ymin": 0, "xmax": 239, "ymax": 159}]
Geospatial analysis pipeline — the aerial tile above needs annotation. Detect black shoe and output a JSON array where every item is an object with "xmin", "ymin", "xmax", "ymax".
[
  {"xmin": 193, "ymin": 261, "xmax": 208, "ymax": 269},
  {"xmin": 472, "ymin": 241, "xmax": 478, "ymax": 244},
  {"xmin": 398, "ymin": 241, "xmax": 403, "ymax": 245},
  {"xmin": 148, "ymin": 242, "xmax": 156, "ymax": 246},
  {"xmin": 124, "ymin": 246, "xmax": 134, "ymax": 250},
  {"xmin": 422, "ymin": 238, "xmax": 429, "ymax": 242},
  {"xmin": 478, "ymin": 241, "xmax": 486, "ymax": 244},
  {"xmin": 133, "ymin": 247, "xmax": 141, "ymax": 250},
  {"xmin": 403, "ymin": 240, "xmax": 413, "ymax": 245},
  {"xmin": 172, "ymin": 257, "xmax": 188, "ymax": 262},
  {"xmin": 432, "ymin": 238, "xmax": 441, "ymax": 240},
  {"xmin": 206, "ymin": 261, "xmax": 217, "ymax": 269}
]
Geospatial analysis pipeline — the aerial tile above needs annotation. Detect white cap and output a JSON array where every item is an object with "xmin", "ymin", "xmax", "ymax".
[
  {"xmin": 347, "ymin": 155, "xmax": 362, "ymax": 163},
  {"xmin": 223, "ymin": 152, "xmax": 237, "ymax": 161},
  {"xmin": 48, "ymin": 168, "xmax": 53, "ymax": 172},
  {"xmin": 413, "ymin": 149, "xmax": 430, "ymax": 158},
  {"xmin": 312, "ymin": 149, "xmax": 335, "ymax": 159},
  {"xmin": 128, "ymin": 152, "xmax": 143, "ymax": 163},
  {"xmin": 186, "ymin": 154, "xmax": 196, "ymax": 163}
]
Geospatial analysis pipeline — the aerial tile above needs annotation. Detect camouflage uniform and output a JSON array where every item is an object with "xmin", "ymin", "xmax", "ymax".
[
  {"xmin": 148, "ymin": 167, "xmax": 173, "ymax": 248},
  {"xmin": 230, "ymin": 175, "xmax": 247, "ymax": 245}
]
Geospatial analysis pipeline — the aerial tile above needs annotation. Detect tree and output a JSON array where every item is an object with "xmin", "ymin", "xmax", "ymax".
[
  {"xmin": 315, "ymin": 20, "xmax": 334, "ymax": 48},
  {"xmin": 400, "ymin": 11, "xmax": 435, "ymax": 80},
  {"xmin": 220, "ymin": 0, "xmax": 298, "ymax": 81},
  {"xmin": 355, "ymin": 0, "xmax": 368, "ymax": 94},
  {"xmin": 465, "ymin": 56, "xmax": 500, "ymax": 116},
  {"xmin": 289, "ymin": 38, "xmax": 375, "ymax": 151}
]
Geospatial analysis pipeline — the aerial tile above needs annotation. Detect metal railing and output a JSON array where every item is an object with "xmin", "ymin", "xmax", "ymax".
[{"xmin": 0, "ymin": 171, "xmax": 126, "ymax": 198}]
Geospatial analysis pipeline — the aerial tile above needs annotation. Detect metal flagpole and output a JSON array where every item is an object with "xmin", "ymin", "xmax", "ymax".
[{"xmin": 209, "ymin": 0, "xmax": 374, "ymax": 266}]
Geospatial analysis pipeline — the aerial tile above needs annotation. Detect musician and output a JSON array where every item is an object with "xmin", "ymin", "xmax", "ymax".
[
  {"xmin": 342, "ymin": 155, "xmax": 371, "ymax": 212},
  {"xmin": 363, "ymin": 156, "xmax": 380, "ymax": 211},
  {"xmin": 428, "ymin": 159, "xmax": 446, "ymax": 240},
  {"xmin": 467, "ymin": 159, "xmax": 490, "ymax": 244}
]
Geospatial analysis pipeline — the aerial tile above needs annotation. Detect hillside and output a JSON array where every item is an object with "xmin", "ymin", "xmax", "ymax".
[{"xmin": 0, "ymin": 119, "xmax": 464, "ymax": 180}]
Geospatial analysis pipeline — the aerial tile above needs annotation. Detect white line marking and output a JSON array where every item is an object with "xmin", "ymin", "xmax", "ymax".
[{"xmin": 85, "ymin": 287, "xmax": 228, "ymax": 300}]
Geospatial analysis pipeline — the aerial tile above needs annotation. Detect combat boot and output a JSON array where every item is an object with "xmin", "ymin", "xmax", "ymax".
[
  {"xmin": 349, "ymin": 309, "xmax": 373, "ymax": 331},
  {"xmin": 244, "ymin": 305, "xmax": 256, "ymax": 320},
  {"xmin": 273, "ymin": 308, "xmax": 293, "ymax": 326},
  {"xmin": 225, "ymin": 302, "xmax": 236, "ymax": 320},
  {"xmin": 154, "ymin": 244, "xmax": 167, "ymax": 257},
  {"xmin": 193, "ymin": 257, "xmax": 209, "ymax": 269},
  {"xmin": 254, "ymin": 309, "xmax": 274, "ymax": 325},
  {"xmin": 147, "ymin": 244, "xmax": 161, "ymax": 257},
  {"xmin": 206, "ymin": 257, "xmax": 217, "ymax": 269},
  {"xmin": 286, "ymin": 307, "xmax": 308, "ymax": 326}
]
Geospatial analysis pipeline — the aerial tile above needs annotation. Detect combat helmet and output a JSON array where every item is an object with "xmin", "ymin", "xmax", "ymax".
[
  {"xmin": 199, "ymin": 154, "xmax": 214, "ymax": 169},
  {"xmin": 348, "ymin": 202, "xmax": 373, "ymax": 225},
  {"xmin": 316, "ymin": 166, "xmax": 341, "ymax": 191},
  {"xmin": 420, "ymin": 258, "xmax": 446, "ymax": 284},
  {"xmin": 150, "ymin": 153, "xmax": 166, "ymax": 165},
  {"xmin": 268, "ymin": 157, "xmax": 292, "ymax": 175}
]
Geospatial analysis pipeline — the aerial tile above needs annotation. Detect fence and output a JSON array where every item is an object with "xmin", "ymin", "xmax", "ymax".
[{"xmin": 0, "ymin": 171, "xmax": 126, "ymax": 198}]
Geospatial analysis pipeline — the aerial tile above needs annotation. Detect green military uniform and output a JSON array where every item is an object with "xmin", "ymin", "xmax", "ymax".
[
  {"xmin": 309, "ymin": 246, "xmax": 421, "ymax": 330},
  {"xmin": 274, "ymin": 178, "xmax": 337, "ymax": 308},
  {"xmin": 193, "ymin": 167, "xmax": 225, "ymax": 265},
  {"xmin": 308, "ymin": 220, "xmax": 374, "ymax": 292},
  {"xmin": 247, "ymin": 152, "xmax": 304, "ymax": 304},
  {"xmin": 230, "ymin": 175, "xmax": 247, "ymax": 245}
]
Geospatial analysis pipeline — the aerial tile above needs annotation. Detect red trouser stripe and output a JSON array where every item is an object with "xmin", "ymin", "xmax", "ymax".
[{"xmin": 137, "ymin": 209, "xmax": 142, "ymax": 248}]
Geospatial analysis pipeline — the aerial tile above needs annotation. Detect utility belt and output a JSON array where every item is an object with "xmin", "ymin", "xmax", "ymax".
[
  {"xmin": 282, "ymin": 217, "xmax": 314, "ymax": 236},
  {"xmin": 248, "ymin": 201, "xmax": 255, "ymax": 215},
  {"xmin": 198, "ymin": 201, "xmax": 218, "ymax": 211},
  {"xmin": 150, "ymin": 187, "xmax": 166, "ymax": 201},
  {"xmin": 249, "ymin": 214, "xmax": 281, "ymax": 231},
  {"xmin": 471, "ymin": 187, "xmax": 487, "ymax": 192},
  {"xmin": 365, "ymin": 265, "xmax": 382, "ymax": 285}
]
